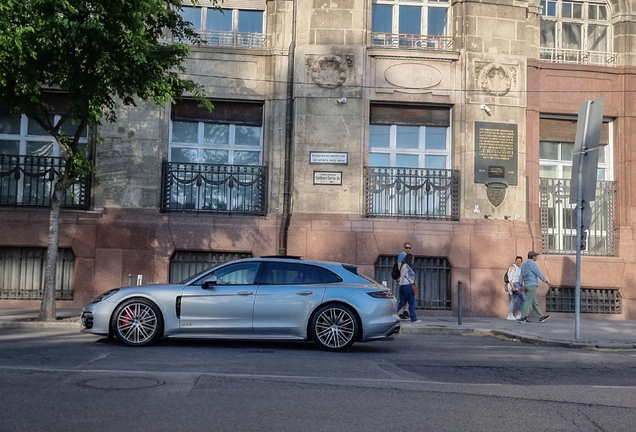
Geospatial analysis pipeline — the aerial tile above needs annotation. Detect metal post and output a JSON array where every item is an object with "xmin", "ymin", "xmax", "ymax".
[
  {"xmin": 128, "ymin": 274, "xmax": 132, "ymax": 287},
  {"xmin": 457, "ymin": 280, "xmax": 463, "ymax": 325},
  {"xmin": 575, "ymin": 102, "xmax": 592, "ymax": 340}
]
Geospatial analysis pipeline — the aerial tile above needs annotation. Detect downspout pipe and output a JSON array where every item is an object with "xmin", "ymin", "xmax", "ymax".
[{"xmin": 279, "ymin": 0, "xmax": 297, "ymax": 255}]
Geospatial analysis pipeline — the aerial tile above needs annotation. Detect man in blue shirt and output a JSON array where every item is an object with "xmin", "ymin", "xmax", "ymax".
[{"xmin": 518, "ymin": 251, "xmax": 550, "ymax": 323}]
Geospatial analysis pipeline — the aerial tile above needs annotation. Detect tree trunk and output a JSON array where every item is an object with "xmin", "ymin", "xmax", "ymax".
[{"xmin": 39, "ymin": 187, "xmax": 64, "ymax": 321}]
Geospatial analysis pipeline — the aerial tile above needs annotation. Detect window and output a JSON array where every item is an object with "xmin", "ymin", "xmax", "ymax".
[
  {"xmin": 210, "ymin": 262, "xmax": 261, "ymax": 285},
  {"xmin": 179, "ymin": 5, "xmax": 265, "ymax": 48},
  {"xmin": 371, "ymin": 0, "xmax": 451, "ymax": 49},
  {"xmin": 0, "ymin": 247, "xmax": 75, "ymax": 300},
  {"xmin": 539, "ymin": 117, "xmax": 615, "ymax": 256},
  {"xmin": 163, "ymin": 100, "xmax": 267, "ymax": 214},
  {"xmin": 262, "ymin": 262, "xmax": 342, "ymax": 285},
  {"xmin": 366, "ymin": 104, "xmax": 459, "ymax": 220},
  {"xmin": 539, "ymin": 0, "xmax": 614, "ymax": 65},
  {"xmin": 546, "ymin": 287, "xmax": 621, "ymax": 314},
  {"xmin": 0, "ymin": 113, "xmax": 89, "ymax": 208},
  {"xmin": 169, "ymin": 251, "xmax": 252, "ymax": 284}
]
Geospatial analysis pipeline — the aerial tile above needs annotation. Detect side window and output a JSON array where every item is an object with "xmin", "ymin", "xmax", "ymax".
[
  {"xmin": 198, "ymin": 262, "xmax": 260, "ymax": 285},
  {"xmin": 263, "ymin": 263, "xmax": 342, "ymax": 285}
]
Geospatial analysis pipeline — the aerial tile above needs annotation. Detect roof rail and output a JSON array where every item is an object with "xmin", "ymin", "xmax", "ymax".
[{"xmin": 260, "ymin": 255, "xmax": 303, "ymax": 259}]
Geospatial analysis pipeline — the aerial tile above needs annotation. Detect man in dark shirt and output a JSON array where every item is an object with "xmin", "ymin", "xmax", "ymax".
[{"xmin": 518, "ymin": 251, "xmax": 550, "ymax": 324}]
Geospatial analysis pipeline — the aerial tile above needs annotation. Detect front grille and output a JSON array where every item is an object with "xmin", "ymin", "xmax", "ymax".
[{"xmin": 81, "ymin": 312, "xmax": 94, "ymax": 329}]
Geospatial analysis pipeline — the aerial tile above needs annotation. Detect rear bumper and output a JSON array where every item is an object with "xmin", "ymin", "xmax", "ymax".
[{"xmin": 362, "ymin": 319, "xmax": 401, "ymax": 341}]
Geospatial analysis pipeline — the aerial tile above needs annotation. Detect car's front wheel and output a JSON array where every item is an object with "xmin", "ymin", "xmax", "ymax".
[
  {"xmin": 309, "ymin": 304, "xmax": 359, "ymax": 351},
  {"xmin": 111, "ymin": 298, "xmax": 163, "ymax": 347}
]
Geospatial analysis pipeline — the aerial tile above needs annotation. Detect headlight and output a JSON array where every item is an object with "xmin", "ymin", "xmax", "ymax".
[
  {"xmin": 91, "ymin": 289, "xmax": 120, "ymax": 303},
  {"xmin": 367, "ymin": 290, "xmax": 394, "ymax": 299}
]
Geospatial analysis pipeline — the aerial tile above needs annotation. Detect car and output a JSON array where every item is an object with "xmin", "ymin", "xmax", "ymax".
[{"xmin": 81, "ymin": 257, "xmax": 400, "ymax": 351}]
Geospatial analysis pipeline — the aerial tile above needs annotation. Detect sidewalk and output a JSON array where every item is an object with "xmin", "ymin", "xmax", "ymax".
[{"xmin": 1, "ymin": 307, "xmax": 635, "ymax": 349}]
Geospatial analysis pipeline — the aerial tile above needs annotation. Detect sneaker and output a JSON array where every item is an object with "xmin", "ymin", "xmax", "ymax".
[
  {"xmin": 518, "ymin": 317, "xmax": 530, "ymax": 323},
  {"xmin": 515, "ymin": 314, "xmax": 522, "ymax": 320},
  {"xmin": 398, "ymin": 313, "xmax": 410, "ymax": 320},
  {"xmin": 411, "ymin": 319, "xmax": 422, "ymax": 324},
  {"xmin": 506, "ymin": 315, "xmax": 516, "ymax": 320},
  {"xmin": 539, "ymin": 315, "xmax": 550, "ymax": 323}
]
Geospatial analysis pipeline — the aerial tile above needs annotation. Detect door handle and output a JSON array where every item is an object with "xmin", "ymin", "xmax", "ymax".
[
  {"xmin": 237, "ymin": 291, "xmax": 254, "ymax": 296},
  {"xmin": 296, "ymin": 291, "xmax": 313, "ymax": 296}
]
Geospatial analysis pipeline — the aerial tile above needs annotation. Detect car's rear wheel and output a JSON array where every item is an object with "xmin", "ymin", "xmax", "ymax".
[
  {"xmin": 309, "ymin": 304, "xmax": 359, "ymax": 351},
  {"xmin": 111, "ymin": 298, "xmax": 163, "ymax": 347}
]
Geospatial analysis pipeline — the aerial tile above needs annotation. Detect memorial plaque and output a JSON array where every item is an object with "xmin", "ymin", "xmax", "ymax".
[
  {"xmin": 474, "ymin": 122, "xmax": 518, "ymax": 185},
  {"xmin": 309, "ymin": 151, "xmax": 348, "ymax": 165},
  {"xmin": 313, "ymin": 171, "xmax": 342, "ymax": 185}
]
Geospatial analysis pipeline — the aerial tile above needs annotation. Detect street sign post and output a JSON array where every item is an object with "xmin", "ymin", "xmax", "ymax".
[{"xmin": 569, "ymin": 97, "xmax": 605, "ymax": 340}]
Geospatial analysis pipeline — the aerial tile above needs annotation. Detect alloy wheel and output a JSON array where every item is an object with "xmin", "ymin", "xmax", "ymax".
[
  {"xmin": 115, "ymin": 302, "xmax": 158, "ymax": 345},
  {"xmin": 314, "ymin": 307, "xmax": 355, "ymax": 349}
]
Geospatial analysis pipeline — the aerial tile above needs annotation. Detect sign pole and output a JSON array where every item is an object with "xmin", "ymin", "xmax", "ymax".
[{"xmin": 574, "ymin": 102, "xmax": 592, "ymax": 340}]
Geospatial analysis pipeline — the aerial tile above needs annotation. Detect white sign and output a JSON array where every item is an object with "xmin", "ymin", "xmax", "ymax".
[
  {"xmin": 309, "ymin": 152, "xmax": 348, "ymax": 165},
  {"xmin": 313, "ymin": 171, "xmax": 342, "ymax": 185}
]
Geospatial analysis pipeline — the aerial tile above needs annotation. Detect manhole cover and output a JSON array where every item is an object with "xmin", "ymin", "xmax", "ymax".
[{"xmin": 78, "ymin": 377, "xmax": 164, "ymax": 390}]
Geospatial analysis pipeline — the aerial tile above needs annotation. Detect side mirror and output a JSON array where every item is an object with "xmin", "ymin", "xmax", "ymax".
[{"xmin": 202, "ymin": 275, "xmax": 218, "ymax": 289}]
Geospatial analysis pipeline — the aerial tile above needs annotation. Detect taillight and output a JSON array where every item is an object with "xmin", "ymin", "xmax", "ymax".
[{"xmin": 367, "ymin": 290, "xmax": 394, "ymax": 299}]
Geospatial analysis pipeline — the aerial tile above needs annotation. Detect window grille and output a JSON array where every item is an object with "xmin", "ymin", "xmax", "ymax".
[
  {"xmin": 169, "ymin": 251, "xmax": 252, "ymax": 283},
  {"xmin": 374, "ymin": 255, "xmax": 452, "ymax": 310},
  {"xmin": 546, "ymin": 287, "xmax": 621, "ymax": 314},
  {"xmin": 0, "ymin": 247, "xmax": 75, "ymax": 300}
]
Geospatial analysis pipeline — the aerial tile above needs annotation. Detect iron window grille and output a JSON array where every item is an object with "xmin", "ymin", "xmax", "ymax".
[
  {"xmin": 540, "ymin": 178, "xmax": 615, "ymax": 256},
  {"xmin": 161, "ymin": 162, "xmax": 267, "ymax": 215},
  {"xmin": 365, "ymin": 167, "xmax": 459, "ymax": 220},
  {"xmin": 375, "ymin": 255, "xmax": 452, "ymax": 310},
  {"xmin": 546, "ymin": 287, "xmax": 621, "ymax": 314},
  {"xmin": 169, "ymin": 251, "xmax": 252, "ymax": 284},
  {"xmin": 0, "ymin": 155, "xmax": 90, "ymax": 209},
  {"xmin": 0, "ymin": 247, "xmax": 75, "ymax": 300}
]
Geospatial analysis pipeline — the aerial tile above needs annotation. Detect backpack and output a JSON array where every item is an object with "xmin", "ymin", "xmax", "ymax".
[
  {"xmin": 391, "ymin": 263, "xmax": 401, "ymax": 280},
  {"xmin": 503, "ymin": 270, "xmax": 510, "ymax": 284}
]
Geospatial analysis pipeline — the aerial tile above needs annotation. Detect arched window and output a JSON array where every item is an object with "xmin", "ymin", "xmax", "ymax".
[{"xmin": 540, "ymin": 0, "xmax": 615, "ymax": 65}]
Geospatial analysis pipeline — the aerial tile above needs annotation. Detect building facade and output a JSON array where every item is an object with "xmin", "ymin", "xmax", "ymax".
[{"xmin": 1, "ymin": 0, "xmax": 634, "ymax": 319}]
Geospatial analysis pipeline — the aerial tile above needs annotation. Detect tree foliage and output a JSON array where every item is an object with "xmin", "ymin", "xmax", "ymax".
[{"xmin": 0, "ymin": 0, "xmax": 210, "ymax": 319}]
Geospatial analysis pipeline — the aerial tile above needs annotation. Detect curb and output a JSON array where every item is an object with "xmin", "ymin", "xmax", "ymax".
[{"xmin": 0, "ymin": 321, "xmax": 81, "ymax": 330}]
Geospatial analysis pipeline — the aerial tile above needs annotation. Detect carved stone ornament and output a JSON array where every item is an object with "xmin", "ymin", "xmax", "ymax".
[
  {"xmin": 307, "ymin": 55, "xmax": 352, "ymax": 88},
  {"xmin": 486, "ymin": 181, "xmax": 508, "ymax": 207},
  {"xmin": 476, "ymin": 63, "xmax": 514, "ymax": 96}
]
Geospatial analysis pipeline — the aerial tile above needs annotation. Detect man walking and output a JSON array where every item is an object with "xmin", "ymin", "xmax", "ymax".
[{"xmin": 518, "ymin": 251, "xmax": 550, "ymax": 323}]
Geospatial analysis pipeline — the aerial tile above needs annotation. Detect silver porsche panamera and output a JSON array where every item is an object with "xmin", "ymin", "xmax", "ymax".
[{"xmin": 81, "ymin": 257, "xmax": 400, "ymax": 351}]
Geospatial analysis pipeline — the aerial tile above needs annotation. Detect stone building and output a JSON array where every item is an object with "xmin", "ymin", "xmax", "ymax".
[{"xmin": 1, "ymin": 0, "xmax": 634, "ymax": 319}]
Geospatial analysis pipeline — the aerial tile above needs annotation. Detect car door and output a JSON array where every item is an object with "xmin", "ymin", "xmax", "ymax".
[
  {"xmin": 252, "ymin": 262, "xmax": 331, "ymax": 336},
  {"xmin": 179, "ymin": 261, "xmax": 261, "ymax": 334}
]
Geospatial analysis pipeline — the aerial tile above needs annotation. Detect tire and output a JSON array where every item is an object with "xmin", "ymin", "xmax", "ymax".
[
  {"xmin": 309, "ymin": 304, "xmax": 359, "ymax": 351},
  {"xmin": 110, "ymin": 298, "xmax": 163, "ymax": 347}
]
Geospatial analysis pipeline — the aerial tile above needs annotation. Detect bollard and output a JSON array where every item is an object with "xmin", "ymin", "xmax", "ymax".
[
  {"xmin": 457, "ymin": 280, "xmax": 463, "ymax": 325},
  {"xmin": 128, "ymin": 274, "xmax": 132, "ymax": 287}
]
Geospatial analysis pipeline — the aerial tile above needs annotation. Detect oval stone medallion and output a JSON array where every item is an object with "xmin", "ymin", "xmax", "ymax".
[{"xmin": 385, "ymin": 63, "xmax": 442, "ymax": 89}]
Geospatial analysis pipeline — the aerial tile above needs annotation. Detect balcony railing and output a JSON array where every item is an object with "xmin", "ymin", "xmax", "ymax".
[
  {"xmin": 161, "ymin": 162, "xmax": 267, "ymax": 215},
  {"xmin": 370, "ymin": 32, "xmax": 453, "ymax": 51},
  {"xmin": 540, "ymin": 47, "xmax": 617, "ymax": 66},
  {"xmin": 194, "ymin": 30, "xmax": 266, "ymax": 48},
  {"xmin": 539, "ymin": 178, "xmax": 615, "ymax": 256},
  {"xmin": 0, "ymin": 155, "xmax": 90, "ymax": 209},
  {"xmin": 365, "ymin": 167, "xmax": 460, "ymax": 220}
]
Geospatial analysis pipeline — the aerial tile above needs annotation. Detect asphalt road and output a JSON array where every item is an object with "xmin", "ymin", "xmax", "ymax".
[{"xmin": 1, "ymin": 329, "xmax": 635, "ymax": 432}]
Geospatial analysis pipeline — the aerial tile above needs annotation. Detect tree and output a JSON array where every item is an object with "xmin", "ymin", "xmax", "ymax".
[{"xmin": 0, "ymin": 0, "xmax": 211, "ymax": 320}]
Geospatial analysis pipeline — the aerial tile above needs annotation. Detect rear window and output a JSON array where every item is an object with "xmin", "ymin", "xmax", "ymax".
[{"xmin": 343, "ymin": 264, "xmax": 382, "ymax": 285}]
